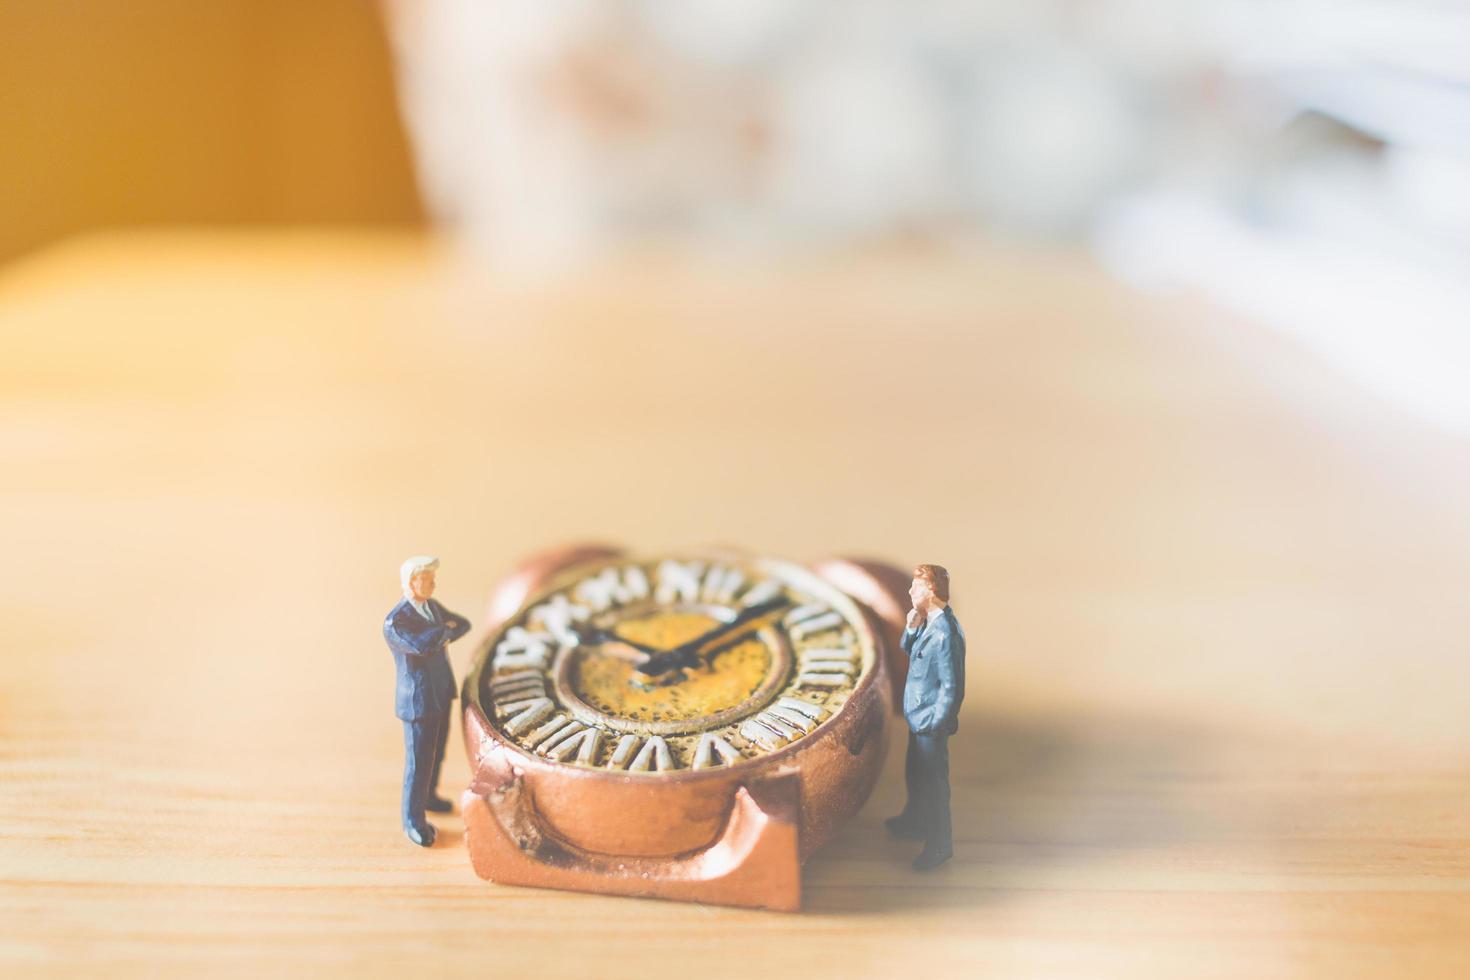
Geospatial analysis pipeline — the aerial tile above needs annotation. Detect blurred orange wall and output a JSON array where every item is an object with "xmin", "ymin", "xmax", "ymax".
[{"xmin": 0, "ymin": 0, "xmax": 422, "ymax": 263}]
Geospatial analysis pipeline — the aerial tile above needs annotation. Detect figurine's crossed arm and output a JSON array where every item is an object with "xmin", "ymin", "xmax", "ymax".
[
  {"xmin": 439, "ymin": 607, "xmax": 472, "ymax": 643},
  {"xmin": 386, "ymin": 610, "xmax": 450, "ymax": 658}
]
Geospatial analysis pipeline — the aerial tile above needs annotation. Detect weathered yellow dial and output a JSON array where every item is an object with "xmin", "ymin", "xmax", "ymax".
[{"xmin": 474, "ymin": 555, "xmax": 875, "ymax": 772}]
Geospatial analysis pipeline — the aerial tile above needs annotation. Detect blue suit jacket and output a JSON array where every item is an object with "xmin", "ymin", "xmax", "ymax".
[
  {"xmin": 383, "ymin": 597, "xmax": 470, "ymax": 722},
  {"xmin": 900, "ymin": 606, "xmax": 966, "ymax": 736}
]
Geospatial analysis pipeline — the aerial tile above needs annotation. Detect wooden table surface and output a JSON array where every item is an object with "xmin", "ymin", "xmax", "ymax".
[{"xmin": 2, "ymin": 231, "xmax": 1467, "ymax": 978}]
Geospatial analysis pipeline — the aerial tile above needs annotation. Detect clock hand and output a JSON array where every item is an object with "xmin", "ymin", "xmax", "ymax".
[
  {"xmin": 578, "ymin": 626, "xmax": 660, "ymax": 654},
  {"xmin": 636, "ymin": 597, "xmax": 791, "ymax": 676},
  {"xmin": 572, "ymin": 626, "xmax": 658, "ymax": 666},
  {"xmin": 600, "ymin": 642, "xmax": 653, "ymax": 666}
]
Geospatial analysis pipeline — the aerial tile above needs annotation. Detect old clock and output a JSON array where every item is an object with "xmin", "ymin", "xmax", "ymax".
[{"xmin": 460, "ymin": 545, "xmax": 910, "ymax": 910}]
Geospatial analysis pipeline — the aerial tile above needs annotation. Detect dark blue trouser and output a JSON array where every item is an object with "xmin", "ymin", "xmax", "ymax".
[
  {"xmin": 900, "ymin": 731, "xmax": 952, "ymax": 853},
  {"xmin": 402, "ymin": 709, "xmax": 450, "ymax": 829}
]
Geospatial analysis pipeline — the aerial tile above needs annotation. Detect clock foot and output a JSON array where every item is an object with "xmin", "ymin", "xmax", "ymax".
[{"xmin": 461, "ymin": 769, "xmax": 803, "ymax": 911}]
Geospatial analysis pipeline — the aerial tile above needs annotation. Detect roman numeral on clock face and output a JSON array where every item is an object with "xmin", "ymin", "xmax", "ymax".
[
  {"xmin": 655, "ymin": 559, "xmax": 704, "ymax": 604},
  {"xmin": 655, "ymin": 560, "xmax": 788, "ymax": 612},
  {"xmin": 491, "ymin": 671, "xmax": 557, "ymax": 734},
  {"xmin": 519, "ymin": 714, "xmax": 605, "ymax": 766},
  {"xmin": 737, "ymin": 577, "xmax": 783, "ymax": 608},
  {"xmin": 499, "ymin": 697, "xmax": 555, "ymax": 735},
  {"xmin": 489, "ymin": 669, "xmax": 545, "ymax": 705},
  {"xmin": 573, "ymin": 565, "xmax": 651, "ymax": 612},
  {"xmin": 607, "ymin": 734, "xmax": 676, "ymax": 772},
  {"xmin": 692, "ymin": 733, "xmax": 741, "ymax": 769},
  {"xmin": 784, "ymin": 603, "xmax": 844, "ymax": 641},
  {"xmin": 527, "ymin": 593, "xmax": 589, "ymax": 646},
  {"xmin": 739, "ymin": 698, "xmax": 827, "ymax": 751},
  {"xmin": 796, "ymin": 646, "xmax": 859, "ymax": 688},
  {"xmin": 701, "ymin": 565, "xmax": 744, "ymax": 604},
  {"xmin": 538, "ymin": 722, "xmax": 601, "ymax": 764},
  {"xmin": 493, "ymin": 626, "xmax": 554, "ymax": 671}
]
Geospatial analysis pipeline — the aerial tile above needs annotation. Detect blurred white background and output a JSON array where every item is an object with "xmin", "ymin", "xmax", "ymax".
[{"xmin": 384, "ymin": 0, "xmax": 1470, "ymax": 431}]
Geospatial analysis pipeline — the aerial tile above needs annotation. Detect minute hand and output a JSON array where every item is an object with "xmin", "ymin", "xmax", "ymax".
[{"xmin": 637, "ymin": 597, "xmax": 791, "ymax": 676}]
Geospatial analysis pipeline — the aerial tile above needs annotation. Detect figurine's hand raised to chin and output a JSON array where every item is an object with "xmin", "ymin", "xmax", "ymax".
[{"xmin": 906, "ymin": 607, "xmax": 925, "ymax": 631}]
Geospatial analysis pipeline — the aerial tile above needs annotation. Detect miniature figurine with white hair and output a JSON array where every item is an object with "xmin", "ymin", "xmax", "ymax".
[{"xmin": 383, "ymin": 556, "xmax": 472, "ymax": 846}]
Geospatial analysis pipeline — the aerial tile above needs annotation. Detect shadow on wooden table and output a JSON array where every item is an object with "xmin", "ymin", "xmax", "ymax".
[{"xmin": 804, "ymin": 698, "xmax": 1244, "ymax": 914}]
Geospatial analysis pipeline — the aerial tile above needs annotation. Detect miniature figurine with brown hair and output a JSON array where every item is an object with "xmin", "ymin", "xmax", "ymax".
[
  {"xmin": 886, "ymin": 563, "xmax": 965, "ymax": 869},
  {"xmin": 383, "ymin": 556, "xmax": 472, "ymax": 846}
]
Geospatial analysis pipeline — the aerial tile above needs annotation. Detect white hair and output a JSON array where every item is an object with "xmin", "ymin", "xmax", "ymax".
[{"xmin": 399, "ymin": 555, "xmax": 440, "ymax": 591}]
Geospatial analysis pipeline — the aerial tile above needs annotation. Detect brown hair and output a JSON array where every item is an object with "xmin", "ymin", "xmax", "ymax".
[{"xmin": 912, "ymin": 564, "xmax": 950, "ymax": 602}]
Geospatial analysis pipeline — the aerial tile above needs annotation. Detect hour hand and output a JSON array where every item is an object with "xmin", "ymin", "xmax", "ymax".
[
  {"xmin": 575, "ymin": 626, "xmax": 658, "ymax": 665},
  {"xmin": 638, "ymin": 597, "xmax": 791, "ymax": 675},
  {"xmin": 578, "ymin": 626, "xmax": 657, "ymax": 652}
]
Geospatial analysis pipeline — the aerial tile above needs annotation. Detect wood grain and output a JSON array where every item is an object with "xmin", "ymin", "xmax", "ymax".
[{"xmin": 2, "ymin": 231, "xmax": 1468, "ymax": 978}]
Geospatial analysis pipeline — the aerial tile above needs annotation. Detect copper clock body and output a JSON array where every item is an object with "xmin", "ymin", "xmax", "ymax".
[{"xmin": 460, "ymin": 545, "xmax": 908, "ymax": 911}]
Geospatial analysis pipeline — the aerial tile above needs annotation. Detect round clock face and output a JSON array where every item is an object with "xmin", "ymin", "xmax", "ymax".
[{"xmin": 475, "ymin": 556, "xmax": 875, "ymax": 773}]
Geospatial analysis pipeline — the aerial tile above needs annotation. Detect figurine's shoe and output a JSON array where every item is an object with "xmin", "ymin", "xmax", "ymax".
[
  {"xmin": 912, "ymin": 847, "xmax": 952, "ymax": 871},
  {"xmin": 424, "ymin": 795, "xmax": 454, "ymax": 813},
  {"xmin": 404, "ymin": 822, "xmax": 437, "ymax": 847},
  {"xmin": 884, "ymin": 815, "xmax": 925, "ymax": 840}
]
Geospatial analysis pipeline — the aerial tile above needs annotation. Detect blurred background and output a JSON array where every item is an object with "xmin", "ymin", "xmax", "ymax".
[
  {"xmin": 4, "ymin": 0, "xmax": 1470, "ymax": 427},
  {"xmin": 5, "ymin": 2, "xmax": 1470, "ymax": 976}
]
